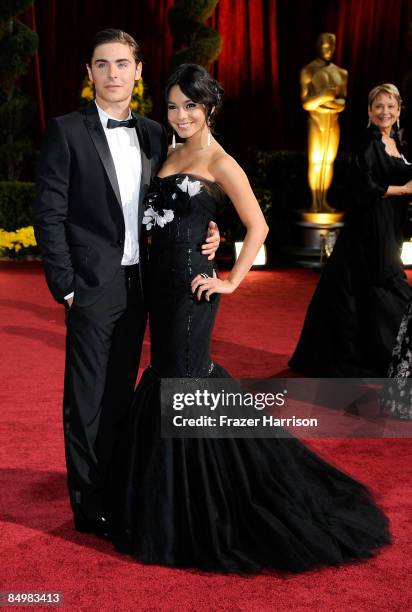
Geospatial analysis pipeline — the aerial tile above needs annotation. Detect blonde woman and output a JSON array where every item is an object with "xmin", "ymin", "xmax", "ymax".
[{"xmin": 291, "ymin": 83, "xmax": 412, "ymax": 376}]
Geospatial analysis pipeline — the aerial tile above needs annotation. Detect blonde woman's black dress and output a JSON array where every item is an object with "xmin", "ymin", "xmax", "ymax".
[{"xmin": 290, "ymin": 124, "xmax": 412, "ymax": 376}]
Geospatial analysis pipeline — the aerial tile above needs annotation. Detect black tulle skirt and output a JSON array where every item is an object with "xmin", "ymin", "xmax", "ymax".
[
  {"xmin": 108, "ymin": 366, "xmax": 391, "ymax": 574},
  {"xmin": 289, "ymin": 200, "xmax": 411, "ymax": 377}
]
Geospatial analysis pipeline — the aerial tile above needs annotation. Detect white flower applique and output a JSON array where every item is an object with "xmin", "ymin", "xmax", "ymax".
[
  {"xmin": 143, "ymin": 206, "xmax": 174, "ymax": 230},
  {"xmin": 177, "ymin": 175, "xmax": 202, "ymax": 197}
]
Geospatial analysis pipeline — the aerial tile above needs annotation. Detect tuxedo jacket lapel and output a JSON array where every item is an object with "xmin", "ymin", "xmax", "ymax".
[
  {"xmin": 134, "ymin": 113, "xmax": 152, "ymax": 229},
  {"xmin": 81, "ymin": 103, "xmax": 153, "ymax": 229},
  {"xmin": 82, "ymin": 103, "xmax": 122, "ymax": 209}
]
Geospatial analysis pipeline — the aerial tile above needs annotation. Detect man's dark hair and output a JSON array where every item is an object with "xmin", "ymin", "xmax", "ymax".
[
  {"xmin": 165, "ymin": 63, "xmax": 224, "ymax": 127},
  {"xmin": 89, "ymin": 29, "xmax": 142, "ymax": 64}
]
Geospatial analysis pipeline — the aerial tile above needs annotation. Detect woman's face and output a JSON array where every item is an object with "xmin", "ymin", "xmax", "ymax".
[
  {"xmin": 167, "ymin": 85, "xmax": 207, "ymax": 139},
  {"xmin": 368, "ymin": 93, "xmax": 400, "ymax": 131}
]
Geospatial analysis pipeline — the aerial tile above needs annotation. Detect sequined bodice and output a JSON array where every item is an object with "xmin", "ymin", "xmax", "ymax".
[
  {"xmin": 144, "ymin": 174, "xmax": 224, "ymax": 242},
  {"xmin": 143, "ymin": 173, "xmax": 225, "ymax": 283},
  {"xmin": 143, "ymin": 173, "xmax": 225, "ymax": 378}
]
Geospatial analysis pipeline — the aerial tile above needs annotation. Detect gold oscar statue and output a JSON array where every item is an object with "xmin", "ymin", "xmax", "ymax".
[{"xmin": 300, "ymin": 33, "xmax": 348, "ymax": 219}]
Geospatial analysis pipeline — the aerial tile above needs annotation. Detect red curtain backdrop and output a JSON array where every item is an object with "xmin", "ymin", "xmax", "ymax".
[
  {"xmin": 21, "ymin": 0, "xmax": 174, "ymax": 123},
  {"xmin": 329, "ymin": 0, "xmax": 412, "ymax": 149},
  {"xmin": 20, "ymin": 0, "xmax": 412, "ymax": 152},
  {"xmin": 212, "ymin": 0, "xmax": 281, "ymax": 151},
  {"xmin": 274, "ymin": 0, "xmax": 412, "ymax": 149}
]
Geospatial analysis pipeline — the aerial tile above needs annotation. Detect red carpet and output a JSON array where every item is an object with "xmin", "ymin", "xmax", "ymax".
[{"xmin": 1, "ymin": 262, "xmax": 411, "ymax": 611}]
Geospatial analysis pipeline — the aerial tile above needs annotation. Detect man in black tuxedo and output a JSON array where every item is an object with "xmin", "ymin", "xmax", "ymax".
[{"xmin": 33, "ymin": 29, "xmax": 219, "ymax": 537}]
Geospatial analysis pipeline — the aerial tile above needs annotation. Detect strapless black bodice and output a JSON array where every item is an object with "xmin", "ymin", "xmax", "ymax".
[{"xmin": 143, "ymin": 174, "xmax": 225, "ymax": 378}]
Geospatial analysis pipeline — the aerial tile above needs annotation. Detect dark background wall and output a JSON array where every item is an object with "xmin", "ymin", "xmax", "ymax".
[{"xmin": 21, "ymin": 0, "xmax": 412, "ymax": 154}]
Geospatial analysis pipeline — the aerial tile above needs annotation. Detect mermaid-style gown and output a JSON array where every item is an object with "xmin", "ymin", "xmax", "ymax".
[{"xmin": 109, "ymin": 174, "xmax": 391, "ymax": 573}]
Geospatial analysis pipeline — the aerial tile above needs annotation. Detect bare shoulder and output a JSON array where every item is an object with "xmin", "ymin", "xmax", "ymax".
[
  {"xmin": 167, "ymin": 143, "xmax": 184, "ymax": 158},
  {"xmin": 210, "ymin": 152, "xmax": 247, "ymax": 183}
]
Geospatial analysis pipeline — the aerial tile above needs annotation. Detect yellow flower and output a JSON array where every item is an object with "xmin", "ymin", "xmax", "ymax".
[
  {"xmin": 81, "ymin": 86, "xmax": 94, "ymax": 100},
  {"xmin": 80, "ymin": 76, "xmax": 151, "ymax": 116},
  {"xmin": 0, "ymin": 226, "xmax": 37, "ymax": 254},
  {"xmin": 16, "ymin": 226, "xmax": 37, "ymax": 247}
]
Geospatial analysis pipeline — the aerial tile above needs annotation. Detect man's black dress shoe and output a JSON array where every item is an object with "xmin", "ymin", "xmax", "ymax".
[{"xmin": 74, "ymin": 515, "xmax": 111, "ymax": 539}]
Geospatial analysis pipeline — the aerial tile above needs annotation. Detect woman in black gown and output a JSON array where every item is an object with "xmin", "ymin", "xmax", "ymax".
[
  {"xmin": 290, "ymin": 84, "xmax": 412, "ymax": 377},
  {"xmin": 109, "ymin": 66, "xmax": 391, "ymax": 573}
]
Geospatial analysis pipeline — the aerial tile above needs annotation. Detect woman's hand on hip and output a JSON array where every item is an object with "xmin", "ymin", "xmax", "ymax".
[{"xmin": 191, "ymin": 274, "xmax": 236, "ymax": 301}]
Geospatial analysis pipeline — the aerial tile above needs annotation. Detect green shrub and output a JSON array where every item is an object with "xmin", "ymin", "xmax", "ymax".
[
  {"xmin": 252, "ymin": 149, "xmax": 352, "ymax": 212},
  {"xmin": 0, "ymin": 0, "xmax": 34, "ymax": 21},
  {"xmin": 168, "ymin": 0, "xmax": 222, "ymax": 70},
  {"xmin": 0, "ymin": 180, "xmax": 35, "ymax": 230},
  {"xmin": 217, "ymin": 186, "xmax": 272, "ymax": 245},
  {"xmin": 0, "ymin": 19, "xmax": 38, "ymax": 91},
  {"xmin": 0, "ymin": 2, "xmax": 38, "ymax": 180}
]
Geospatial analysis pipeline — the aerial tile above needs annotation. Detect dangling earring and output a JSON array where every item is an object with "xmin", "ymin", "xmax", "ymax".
[
  {"xmin": 397, "ymin": 118, "xmax": 400, "ymax": 130},
  {"xmin": 367, "ymin": 118, "xmax": 371, "ymax": 128},
  {"xmin": 172, "ymin": 131, "xmax": 176, "ymax": 149},
  {"xmin": 207, "ymin": 117, "xmax": 212, "ymax": 147}
]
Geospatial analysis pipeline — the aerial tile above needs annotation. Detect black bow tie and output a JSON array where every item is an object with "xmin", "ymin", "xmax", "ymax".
[{"xmin": 106, "ymin": 117, "xmax": 137, "ymax": 129}]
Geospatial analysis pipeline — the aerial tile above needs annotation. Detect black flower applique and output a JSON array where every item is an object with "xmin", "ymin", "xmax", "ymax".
[{"xmin": 143, "ymin": 176, "xmax": 203, "ymax": 229}]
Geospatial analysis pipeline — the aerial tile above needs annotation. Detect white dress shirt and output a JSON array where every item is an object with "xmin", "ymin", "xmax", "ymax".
[
  {"xmin": 96, "ymin": 102, "xmax": 142, "ymax": 264},
  {"xmin": 65, "ymin": 101, "xmax": 142, "ymax": 301}
]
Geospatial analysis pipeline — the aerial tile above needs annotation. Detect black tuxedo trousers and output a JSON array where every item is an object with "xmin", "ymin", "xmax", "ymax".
[{"xmin": 64, "ymin": 264, "xmax": 146, "ymax": 520}]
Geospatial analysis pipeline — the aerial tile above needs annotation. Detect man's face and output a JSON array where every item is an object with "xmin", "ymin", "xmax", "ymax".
[{"xmin": 87, "ymin": 42, "xmax": 142, "ymax": 105}]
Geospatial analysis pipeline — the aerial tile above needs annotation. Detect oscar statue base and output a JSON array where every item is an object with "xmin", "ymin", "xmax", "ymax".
[{"xmin": 281, "ymin": 210, "xmax": 344, "ymax": 269}]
